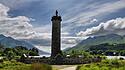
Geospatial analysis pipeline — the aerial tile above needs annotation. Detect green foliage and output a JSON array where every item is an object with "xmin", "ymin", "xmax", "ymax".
[
  {"xmin": 31, "ymin": 63, "xmax": 52, "ymax": 70},
  {"xmin": 89, "ymin": 43, "xmax": 125, "ymax": 51},
  {"xmin": 0, "ymin": 60, "xmax": 30, "ymax": 70},
  {"xmin": 88, "ymin": 43, "xmax": 125, "ymax": 56},
  {"xmin": 0, "ymin": 61, "xmax": 54, "ymax": 70},
  {"xmin": 0, "ymin": 45, "xmax": 39, "ymax": 60},
  {"xmin": 29, "ymin": 51, "xmax": 39, "ymax": 56},
  {"xmin": 29, "ymin": 47, "xmax": 39, "ymax": 56},
  {"xmin": 7, "ymin": 50, "xmax": 15, "ymax": 60},
  {"xmin": 76, "ymin": 65, "xmax": 81, "ymax": 70},
  {"xmin": 67, "ymin": 43, "xmax": 125, "ymax": 56},
  {"xmin": 77, "ymin": 59, "xmax": 125, "ymax": 70}
]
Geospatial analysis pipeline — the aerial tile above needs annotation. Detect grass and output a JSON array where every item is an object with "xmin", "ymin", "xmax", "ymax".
[
  {"xmin": 0, "ymin": 59, "xmax": 125, "ymax": 70},
  {"xmin": 0, "ymin": 60, "xmax": 31, "ymax": 70},
  {"xmin": 31, "ymin": 63, "xmax": 52, "ymax": 70},
  {"xmin": 0, "ymin": 60, "xmax": 57, "ymax": 70},
  {"xmin": 77, "ymin": 59, "xmax": 125, "ymax": 70}
]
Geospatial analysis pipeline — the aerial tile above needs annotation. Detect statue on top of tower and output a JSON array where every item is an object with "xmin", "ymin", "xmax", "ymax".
[
  {"xmin": 51, "ymin": 10, "xmax": 62, "ymax": 21},
  {"xmin": 56, "ymin": 10, "xmax": 58, "ymax": 16}
]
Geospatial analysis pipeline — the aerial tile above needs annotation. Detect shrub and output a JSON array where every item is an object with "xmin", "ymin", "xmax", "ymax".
[
  {"xmin": 31, "ymin": 63, "xmax": 52, "ymax": 70},
  {"xmin": 76, "ymin": 65, "xmax": 81, "ymax": 70},
  {"xmin": 110, "ymin": 59, "xmax": 120, "ymax": 67},
  {"xmin": 0, "ymin": 63, "xmax": 3, "ymax": 68},
  {"xmin": 101, "ymin": 67, "xmax": 109, "ymax": 70},
  {"xmin": 0, "ymin": 59, "xmax": 3, "ymax": 63},
  {"xmin": 119, "ymin": 57, "xmax": 124, "ymax": 60},
  {"xmin": 91, "ymin": 66, "xmax": 99, "ymax": 70},
  {"xmin": 77, "ymin": 60, "xmax": 125, "ymax": 70}
]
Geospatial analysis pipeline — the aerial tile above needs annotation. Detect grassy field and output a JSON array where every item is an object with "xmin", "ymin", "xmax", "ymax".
[
  {"xmin": 0, "ymin": 59, "xmax": 125, "ymax": 70},
  {"xmin": 0, "ymin": 60, "xmax": 58, "ymax": 70},
  {"xmin": 77, "ymin": 59, "xmax": 125, "ymax": 70}
]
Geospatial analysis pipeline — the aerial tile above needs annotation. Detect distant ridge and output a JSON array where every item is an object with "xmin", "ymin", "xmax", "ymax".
[
  {"xmin": 0, "ymin": 34, "xmax": 49, "ymax": 55},
  {"xmin": 0, "ymin": 34, "xmax": 34, "ymax": 49},
  {"xmin": 66, "ymin": 34, "xmax": 125, "ymax": 51}
]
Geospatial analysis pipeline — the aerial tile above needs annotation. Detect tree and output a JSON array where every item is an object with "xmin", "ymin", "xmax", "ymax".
[
  {"xmin": 29, "ymin": 51, "xmax": 39, "ymax": 56},
  {"xmin": 28, "ymin": 48, "xmax": 39, "ymax": 56},
  {"xmin": 6, "ymin": 51, "xmax": 15, "ymax": 60},
  {"xmin": 31, "ymin": 48, "xmax": 39, "ymax": 54},
  {"xmin": 70, "ymin": 50, "xmax": 79, "ymax": 57}
]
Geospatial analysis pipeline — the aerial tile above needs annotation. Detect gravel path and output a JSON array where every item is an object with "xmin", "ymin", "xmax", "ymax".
[{"xmin": 59, "ymin": 65, "xmax": 77, "ymax": 70}]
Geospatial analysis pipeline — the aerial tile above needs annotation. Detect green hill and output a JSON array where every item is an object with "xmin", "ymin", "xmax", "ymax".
[{"xmin": 66, "ymin": 34, "xmax": 125, "ymax": 52}]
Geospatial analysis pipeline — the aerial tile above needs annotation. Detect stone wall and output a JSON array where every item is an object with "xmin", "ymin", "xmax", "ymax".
[{"xmin": 17, "ymin": 57, "xmax": 101, "ymax": 65}]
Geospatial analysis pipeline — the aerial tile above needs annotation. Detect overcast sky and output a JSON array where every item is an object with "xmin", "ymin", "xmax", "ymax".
[{"xmin": 0, "ymin": 0, "xmax": 125, "ymax": 53}]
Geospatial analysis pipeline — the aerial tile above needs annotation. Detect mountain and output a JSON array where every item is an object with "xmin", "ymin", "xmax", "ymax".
[
  {"xmin": 21, "ymin": 38, "xmax": 50, "ymax": 47},
  {"xmin": 0, "ymin": 34, "xmax": 49, "ymax": 55},
  {"xmin": 0, "ymin": 34, "xmax": 6, "ymax": 40},
  {"xmin": 0, "ymin": 34, "xmax": 34, "ymax": 49},
  {"xmin": 19, "ymin": 39, "xmax": 51, "ymax": 55},
  {"xmin": 66, "ymin": 34, "xmax": 125, "ymax": 51}
]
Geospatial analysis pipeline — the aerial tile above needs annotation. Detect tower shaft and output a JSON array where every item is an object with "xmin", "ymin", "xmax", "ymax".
[{"xmin": 51, "ymin": 11, "xmax": 62, "ymax": 58}]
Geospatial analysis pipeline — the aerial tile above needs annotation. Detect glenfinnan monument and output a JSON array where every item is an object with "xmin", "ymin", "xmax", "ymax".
[{"xmin": 51, "ymin": 10, "xmax": 62, "ymax": 58}]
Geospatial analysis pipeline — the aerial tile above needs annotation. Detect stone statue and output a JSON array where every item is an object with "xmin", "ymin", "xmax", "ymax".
[{"xmin": 56, "ymin": 10, "xmax": 58, "ymax": 16}]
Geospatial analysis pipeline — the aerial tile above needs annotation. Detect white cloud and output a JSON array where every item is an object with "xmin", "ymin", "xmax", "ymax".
[
  {"xmin": 77, "ymin": 17, "xmax": 125, "ymax": 36},
  {"xmin": 35, "ymin": 45, "xmax": 51, "ymax": 53},
  {"xmin": 34, "ymin": 24, "xmax": 51, "ymax": 32},
  {"xmin": 0, "ymin": 4, "xmax": 9, "ymax": 17},
  {"xmin": 0, "ymin": 3, "xmax": 36, "ymax": 39},
  {"xmin": 90, "ymin": 19, "xmax": 98, "ymax": 23},
  {"xmin": 0, "ymin": 0, "xmax": 41, "ymax": 9},
  {"xmin": 63, "ymin": 0, "xmax": 125, "ymax": 27},
  {"xmin": 59, "ymin": 0, "xmax": 125, "ymax": 34}
]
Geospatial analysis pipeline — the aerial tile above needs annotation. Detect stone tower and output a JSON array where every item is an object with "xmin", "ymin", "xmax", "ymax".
[{"xmin": 51, "ymin": 10, "xmax": 62, "ymax": 58}]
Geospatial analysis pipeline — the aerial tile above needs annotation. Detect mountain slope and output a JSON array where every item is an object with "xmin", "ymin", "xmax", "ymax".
[
  {"xmin": 66, "ymin": 34, "xmax": 125, "ymax": 51},
  {"xmin": 0, "ymin": 34, "xmax": 34, "ymax": 49},
  {"xmin": 0, "ymin": 34, "xmax": 49, "ymax": 55}
]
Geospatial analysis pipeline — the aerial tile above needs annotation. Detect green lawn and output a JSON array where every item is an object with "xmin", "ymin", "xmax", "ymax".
[
  {"xmin": 77, "ymin": 59, "xmax": 125, "ymax": 70},
  {"xmin": 0, "ymin": 59, "xmax": 125, "ymax": 70},
  {"xmin": 0, "ymin": 60, "xmax": 57, "ymax": 70}
]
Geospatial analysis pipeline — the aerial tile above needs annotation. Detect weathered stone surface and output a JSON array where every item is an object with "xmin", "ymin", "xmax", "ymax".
[{"xmin": 51, "ymin": 11, "xmax": 62, "ymax": 58}]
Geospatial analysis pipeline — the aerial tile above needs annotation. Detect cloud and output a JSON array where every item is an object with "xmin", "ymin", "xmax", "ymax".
[
  {"xmin": 35, "ymin": 45, "xmax": 51, "ymax": 53},
  {"xmin": 66, "ymin": 0, "xmax": 125, "ymax": 24},
  {"xmin": 0, "ymin": 4, "xmax": 9, "ymax": 17},
  {"xmin": 0, "ymin": 0, "xmax": 41, "ymax": 9},
  {"xmin": 60, "ymin": 0, "xmax": 125, "ymax": 34},
  {"xmin": 65, "ymin": 0, "xmax": 125, "ymax": 23},
  {"xmin": 90, "ymin": 19, "xmax": 98, "ymax": 23},
  {"xmin": 34, "ymin": 25, "xmax": 51, "ymax": 33},
  {"xmin": 77, "ymin": 17, "xmax": 125, "ymax": 36},
  {"xmin": 0, "ymin": 3, "xmax": 36, "ymax": 39}
]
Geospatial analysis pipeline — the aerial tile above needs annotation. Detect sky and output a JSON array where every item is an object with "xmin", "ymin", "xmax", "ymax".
[{"xmin": 0, "ymin": 0, "xmax": 125, "ymax": 53}]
